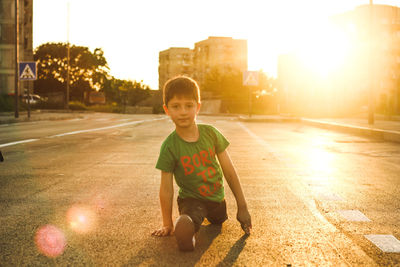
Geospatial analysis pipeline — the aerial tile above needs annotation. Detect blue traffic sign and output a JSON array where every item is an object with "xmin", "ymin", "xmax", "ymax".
[{"xmin": 19, "ymin": 62, "xmax": 37, "ymax": 80}]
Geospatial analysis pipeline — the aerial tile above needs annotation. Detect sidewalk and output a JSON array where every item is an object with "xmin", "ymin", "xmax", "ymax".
[{"xmin": 239, "ymin": 114, "xmax": 400, "ymax": 143}]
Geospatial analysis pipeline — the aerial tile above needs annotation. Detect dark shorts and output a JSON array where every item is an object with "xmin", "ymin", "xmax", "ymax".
[{"xmin": 177, "ymin": 197, "xmax": 228, "ymax": 233}]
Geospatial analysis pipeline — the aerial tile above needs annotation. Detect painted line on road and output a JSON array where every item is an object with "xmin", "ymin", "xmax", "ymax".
[
  {"xmin": 48, "ymin": 118, "xmax": 165, "ymax": 138},
  {"xmin": 0, "ymin": 117, "xmax": 166, "ymax": 147},
  {"xmin": 316, "ymin": 191, "xmax": 344, "ymax": 201},
  {"xmin": 237, "ymin": 122, "xmax": 287, "ymax": 162},
  {"xmin": 337, "ymin": 210, "xmax": 371, "ymax": 222},
  {"xmin": 365, "ymin": 235, "xmax": 400, "ymax": 253},
  {"xmin": 0, "ymin": 139, "xmax": 39, "ymax": 148}
]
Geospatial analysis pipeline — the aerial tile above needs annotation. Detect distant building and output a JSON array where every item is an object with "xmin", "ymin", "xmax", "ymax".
[
  {"xmin": 192, "ymin": 36, "xmax": 247, "ymax": 89},
  {"xmin": 332, "ymin": 4, "xmax": 400, "ymax": 114},
  {"xmin": 0, "ymin": 0, "xmax": 33, "ymax": 95},
  {"xmin": 158, "ymin": 36, "xmax": 248, "ymax": 91},
  {"xmin": 158, "ymin": 47, "xmax": 193, "ymax": 90}
]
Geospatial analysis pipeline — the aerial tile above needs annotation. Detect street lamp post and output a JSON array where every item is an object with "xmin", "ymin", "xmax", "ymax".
[
  {"xmin": 65, "ymin": 1, "xmax": 70, "ymax": 110},
  {"xmin": 14, "ymin": 0, "xmax": 19, "ymax": 118},
  {"xmin": 368, "ymin": 0, "xmax": 375, "ymax": 125}
]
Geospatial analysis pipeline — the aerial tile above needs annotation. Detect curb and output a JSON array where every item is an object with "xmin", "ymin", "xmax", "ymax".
[
  {"xmin": 301, "ymin": 118, "xmax": 400, "ymax": 143},
  {"xmin": 238, "ymin": 116, "xmax": 300, "ymax": 123},
  {"xmin": 0, "ymin": 111, "xmax": 85, "ymax": 124}
]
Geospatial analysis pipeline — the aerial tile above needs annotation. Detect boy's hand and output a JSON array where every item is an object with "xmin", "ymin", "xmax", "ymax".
[
  {"xmin": 237, "ymin": 208, "xmax": 252, "ymax": 235},
  {"xmin": 151, "ymin": 226, "xmax": 174, "ymax": 237}
]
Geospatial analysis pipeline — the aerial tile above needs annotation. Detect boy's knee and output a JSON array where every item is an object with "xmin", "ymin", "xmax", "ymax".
[
  {"xmin": 207, "ymin": 215, "xmax": 227, "ymax": 225},
  {"xmin": 174, "ymin": 215, "xmax": 196, "ymax": 251},
  {"xmin": 181, "ymin": 213, "xmax": 202, "ymax": 232}
]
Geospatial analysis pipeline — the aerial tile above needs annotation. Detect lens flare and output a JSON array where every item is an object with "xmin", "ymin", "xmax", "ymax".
[
  {"xmin": 35, "ymin": 225, "xmax": 66, "ymax": 258},
  {"xmin": 67, "ymin": 206, "xmax": 96, "ymax": 234}
]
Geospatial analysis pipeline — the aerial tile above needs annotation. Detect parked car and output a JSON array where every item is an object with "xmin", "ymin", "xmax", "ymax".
[{"xmin": 21, "ymin": 94, "xmax": 43, "ymax": 104}]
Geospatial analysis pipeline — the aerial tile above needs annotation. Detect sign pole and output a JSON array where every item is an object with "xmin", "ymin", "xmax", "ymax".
[
  {"xmin": 18, "ymin": 62, "xmax": 37, "ymax": 119},
  {"xmin": 248, "ymin": 85, "xmax": 252, "ymax": 118},
  {"xmin": 14, "ymin": 0, "xmax": 19, "ymax": 118},
  {"xmin": 27, "ymin": 81, "xmax": 30, "ymax": 119},
  {"xmin": 243, "ymin": 71, "xmax": 259, "ymax": 118}
]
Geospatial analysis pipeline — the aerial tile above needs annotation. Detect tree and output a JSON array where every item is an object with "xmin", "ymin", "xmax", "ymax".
[
  {"xmin": 118, "ymin": 80, "xmax": 151, "ymax": 106},
  {"xmin": 203, "ymin": 68, "xmax": 278, "ymax": 114},
  {"xmin": 101, "ymin": 78, "xmax": 151, "ymax": 105},
  {"xmin": 203, "ymin": 67, "xmax": 246, "ymax": 100},
  {"xmin": 34, "ymin": 43, "xmax": 109, "ymax": 102}
]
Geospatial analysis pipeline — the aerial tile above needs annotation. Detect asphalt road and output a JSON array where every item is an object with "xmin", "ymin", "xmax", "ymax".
[{"xmin": 0, "ymin": 113, "xmax": 399, "ymax": 266}]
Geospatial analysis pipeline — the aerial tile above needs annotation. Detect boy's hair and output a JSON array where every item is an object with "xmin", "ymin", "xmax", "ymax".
[{"xmin": 163, "ymin": 76, "xmax": 201, "ymax": 106}]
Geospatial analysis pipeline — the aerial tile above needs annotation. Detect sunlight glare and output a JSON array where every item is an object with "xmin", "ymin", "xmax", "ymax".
[
  {"xmin": 296, "ymin": 20, "xmax": 351, "ymax": 77},
  {"xmin": 309, "ymin": 148, "xmax": 334, "ymax": 174},
  {"xmin": 306, "ymin": 136, "xmax": 334, "ymax": 175}
]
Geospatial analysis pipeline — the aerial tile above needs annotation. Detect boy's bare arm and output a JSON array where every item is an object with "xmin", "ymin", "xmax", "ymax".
[
  {"xmin": 152, "ymin": 171, "xmax": 174, "ymax": 237},
  {"xmin": 217, "ymin": 150, "xmax": 252, "ymax": 234}
]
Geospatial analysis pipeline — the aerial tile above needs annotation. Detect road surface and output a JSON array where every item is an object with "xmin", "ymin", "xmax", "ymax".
[{"xmin": 0, "ymin": 113, "xmax": 399, "ymax": 266}]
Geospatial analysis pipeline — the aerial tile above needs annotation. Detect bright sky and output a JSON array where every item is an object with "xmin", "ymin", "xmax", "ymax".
[{"xmin": 33, "ymin": 0, "xmax": 400, "ymax": 89}]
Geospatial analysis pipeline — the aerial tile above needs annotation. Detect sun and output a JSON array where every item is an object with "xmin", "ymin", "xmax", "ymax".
[{"xmin": 295, "ymin": 20, "xmax": 352, "ymax": 78}]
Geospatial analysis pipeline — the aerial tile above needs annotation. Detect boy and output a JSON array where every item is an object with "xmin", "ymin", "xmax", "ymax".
[{"xmin": 152, "ymin": 76, "xmax": 252, "ymax": 251}]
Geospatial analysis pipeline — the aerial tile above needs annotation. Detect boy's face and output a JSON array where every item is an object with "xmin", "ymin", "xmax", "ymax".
[{"xmin": 163, "ymin": 95, "xmax": 201, "ymax": 129}]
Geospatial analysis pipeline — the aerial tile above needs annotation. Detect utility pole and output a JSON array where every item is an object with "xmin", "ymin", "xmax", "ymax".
[
  {"xmin": 14, "ymin": 0, "xmax": 19, "ymax": 118},
  {"xmin": 368, "ymin": 0, "xmax": 375, "ymax": 125}
]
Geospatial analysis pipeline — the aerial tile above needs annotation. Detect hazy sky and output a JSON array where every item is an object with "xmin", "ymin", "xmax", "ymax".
[{"xmin": 33, "ymin": 0, "xmax": 400, "ymax": 89}]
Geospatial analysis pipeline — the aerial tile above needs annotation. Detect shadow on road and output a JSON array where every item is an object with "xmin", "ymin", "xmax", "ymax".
[
  {"xmin": 215, "ymin": 234, "xmax": 249, "ymax": 267},
  {"xmin": 124, "ymin": 224, "xmax": 222, "ymax": 266}
]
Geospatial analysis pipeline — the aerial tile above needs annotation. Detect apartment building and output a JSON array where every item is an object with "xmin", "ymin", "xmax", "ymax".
[
  {"xmin": 333, "ymin": 4, "xmax": 400, "ymax": 114},
  {"xmin": 192, "ymin": 36, "xmax": 247, "ymax": 89},
  {"xmin": 0, "ymin": 0, "xmax": 33, "ymax": 95},
  {"xmin": 158, "ymin": 47, "xmax": 193, "ymax": 90},
  {"xmin": 158, "ymin": 36, "xmax": 247, "ymax": 91}
]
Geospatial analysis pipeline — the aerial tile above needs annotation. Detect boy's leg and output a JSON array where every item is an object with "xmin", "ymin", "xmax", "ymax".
[
  {"xmin": 174, "ymin": 215, "xmax": 195, "ymax": 251},
  {"xmin": 177, "ymin": 197, "xmax": 207, "ymax": 232},
  {"xmin": 205, "ymin": 199, "xmax": 228, "ymax": 225},
  {"xmin": 176, "ymin": 197, "xmax": 207, "ymax": 251}
]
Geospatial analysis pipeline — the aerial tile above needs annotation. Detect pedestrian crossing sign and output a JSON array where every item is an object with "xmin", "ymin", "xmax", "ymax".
[
  {"xmin": 19, "ymin": 62, "xmax": 37, "ymax": 80},
  {"xmin": 243, "ymin": 71, "xmax": 259, "ymax": 86}
]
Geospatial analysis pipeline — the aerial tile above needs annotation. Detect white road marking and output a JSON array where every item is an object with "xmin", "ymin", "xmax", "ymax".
[
  {"xmin": 48, "ymin": 118, "xmax": 165, "ymax": 138},
  {"xmin": 0, "ymin": 117, "xmax": 166, "ymax": 147},
  {"xmin": 337, "ymin": 210, "xmax": 371, "ymax": 222},
  {"xmin": 0, "ymin": 139, "xmax": 39, "ymax": 148},
  {"xmin": 237, "ymin": 122, "xmax": 286, "ymax": 162},
  {"xmin": 365, "ymin": 235, "xmax": 400, "ymax": 253},
  {"xmin": 316, "ymin": 192, "xmax": 344, "ymax": 201}
]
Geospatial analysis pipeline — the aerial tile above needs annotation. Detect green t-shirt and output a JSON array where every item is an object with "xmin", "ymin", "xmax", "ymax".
[{"xmin": 156, "ymin": 124, "xmax": 229, "ymax": 202}]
